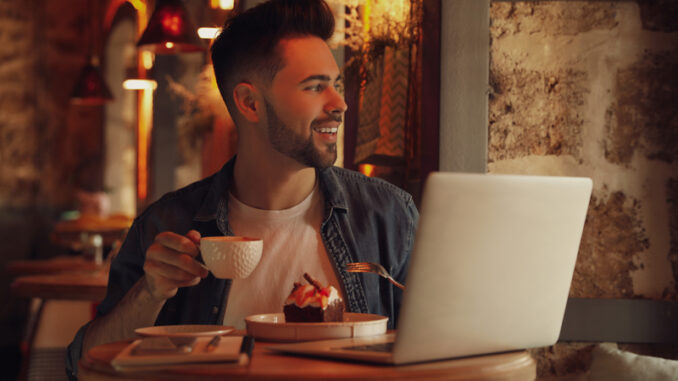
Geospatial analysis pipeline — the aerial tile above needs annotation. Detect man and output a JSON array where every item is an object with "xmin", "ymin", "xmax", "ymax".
[{"xmin": 66, "ymin": 0, "xmax": 418, "ymax": 378}]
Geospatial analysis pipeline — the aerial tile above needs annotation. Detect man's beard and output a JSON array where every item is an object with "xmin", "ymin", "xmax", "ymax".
[{"xmin": 265, "ymin": 98, "xmax": 338, "ymax": 170}]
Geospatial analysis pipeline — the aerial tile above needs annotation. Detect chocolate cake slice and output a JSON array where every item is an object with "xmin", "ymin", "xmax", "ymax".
[{"xmin": 283, "ymin": 273, "xmax": 344, "ymax": 323}]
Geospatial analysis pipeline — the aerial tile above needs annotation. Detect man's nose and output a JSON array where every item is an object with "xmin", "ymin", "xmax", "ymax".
[{"xmin": 325, "ymin": 87, "xmax": 348, "ymax": 116}]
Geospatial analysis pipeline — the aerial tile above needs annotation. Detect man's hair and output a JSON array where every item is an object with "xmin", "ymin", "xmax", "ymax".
[{"xmin": 211, "ymin": 0, "xmax": 335, "ymax": 115}]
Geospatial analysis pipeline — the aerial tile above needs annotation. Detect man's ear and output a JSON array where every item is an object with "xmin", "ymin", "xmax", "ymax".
[{"xmin": 232, "ymin": 82, "xmax": 261, "ymax": 123}]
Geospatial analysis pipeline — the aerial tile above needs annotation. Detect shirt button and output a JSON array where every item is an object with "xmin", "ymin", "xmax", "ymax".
[{"xmin": 212, "ymin": 306, "xmax": 219, "ymax": 315}]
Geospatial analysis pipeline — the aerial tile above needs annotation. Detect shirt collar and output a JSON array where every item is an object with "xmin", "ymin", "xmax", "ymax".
[
  {"xmin": 318, "ymin": 166, "xmax": 349, "ymax": 215},
  {"xmin": 193, "ymin": 157, "xmax": 349, "ymax": 226}
]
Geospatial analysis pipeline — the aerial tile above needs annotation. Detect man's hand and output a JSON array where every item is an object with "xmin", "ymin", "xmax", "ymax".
[{"xmin": 142, "ymin": 230, "xmax": 209, "ymax": 301}]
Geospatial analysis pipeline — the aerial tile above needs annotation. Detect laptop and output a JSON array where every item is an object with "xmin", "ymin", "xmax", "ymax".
[{"xmin": 268, "ymin": 172, "xmax": 593, "ymax": 364}]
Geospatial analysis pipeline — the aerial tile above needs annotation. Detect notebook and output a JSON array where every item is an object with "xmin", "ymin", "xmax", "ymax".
[
  {"xmin": 111, "ymin": 336, "xmax": 250, "ymax": 370},
  {"xmin": 268, "ymin": 172, "xmax": 593, "ymax": 364}
]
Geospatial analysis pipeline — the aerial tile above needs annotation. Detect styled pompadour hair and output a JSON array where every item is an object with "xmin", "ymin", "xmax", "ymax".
[{"xmin": 211, "ymin": 0, "xmax": 335, "ymax": 115}]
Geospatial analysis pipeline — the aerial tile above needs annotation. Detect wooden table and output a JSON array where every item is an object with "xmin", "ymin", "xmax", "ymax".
[
  {"xmin": 51, "ymin": 215, "xmax": 131, "ymax": 250},
  {"xmin": 9, "ymin": 259, "xmax": 110, "ymax": 380},
  {"xmin": 7, "ymin": 256, "xmax": 101, "ymax": 277},
  {"xmin": 79, "ymin": 337, "xmax": 536, "ymax": 380},
  {"xmin": 10, "ymin": 268, "xmax": 108, "ymax": 301}
]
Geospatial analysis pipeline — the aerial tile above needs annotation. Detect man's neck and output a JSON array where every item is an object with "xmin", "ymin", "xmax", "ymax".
[{"xmin": 231, "ymin": 149, "xmax": 317, "ymax": 211}]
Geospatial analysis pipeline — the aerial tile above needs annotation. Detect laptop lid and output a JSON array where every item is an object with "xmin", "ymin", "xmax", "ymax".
[
  {"xmin": 392, "ymin": 172, "xmax": 592, "ymax": 364},
  {"xmin": 268, "ymin": 172, "xmax": 592, "ymax": 365}
]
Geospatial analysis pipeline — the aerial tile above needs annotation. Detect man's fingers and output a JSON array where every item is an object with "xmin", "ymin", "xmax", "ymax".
[
  {"xmin": 183, "ymin": 230, "xmax": 210, "ymax": 275},
  {"xmin": 147, "ymin": 242, "xmax": 208, "ymax": 278},
  {"xmin": 144, "ymin": 259, "xmax": 199, "ymax": 283},
  {"xmin": 142, "ymin": 232, "xmax": 207, "ymax": 302},
  {"xmin": 154, "ymin": 231, "xmax": 199, "ymax": 257},
  {"xmin": 176, "ymin": 276, "xmax": 202, "ymax": 288},
  {"xmin": 186, "ymin": 230, "xmax": 201, "ymax": 246}
]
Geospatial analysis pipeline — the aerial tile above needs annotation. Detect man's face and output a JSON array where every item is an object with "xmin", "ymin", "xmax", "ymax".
[{"xmin": 262, "ymin": 36, "xmax": 347, "ymax": 169}]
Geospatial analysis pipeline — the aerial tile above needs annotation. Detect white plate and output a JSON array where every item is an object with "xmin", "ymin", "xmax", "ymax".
[
  {"xmin": 245, "ymin": 312, "xmax": 388, "ymax": 342},
  {"xmin": 135, "ymin": 325, "xmax": 234, "ymax": 338}
]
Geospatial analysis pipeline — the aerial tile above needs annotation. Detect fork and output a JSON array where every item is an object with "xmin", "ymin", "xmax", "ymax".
[{"xmin": 345, "ymin": 262, "xmax": 406, "ymax": 290}]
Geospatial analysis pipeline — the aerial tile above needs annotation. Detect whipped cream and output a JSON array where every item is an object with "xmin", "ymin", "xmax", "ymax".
[{"xmin": 284, "ymin": 284, "xmax": 341, "ymax": 309}]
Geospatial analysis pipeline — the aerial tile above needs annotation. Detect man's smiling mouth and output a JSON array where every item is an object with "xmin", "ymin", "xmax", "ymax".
[
  {"xmin": 312, "ymin": 115, "xmax": 342, "ymax": 135},
  {"xmin": 312, "ymin": 126, "xmax": 338, "ymax": 134}
]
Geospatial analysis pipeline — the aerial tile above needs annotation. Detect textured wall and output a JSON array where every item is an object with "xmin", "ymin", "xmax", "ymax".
[
  {"xmin": 0, "ymin": 0, "xmax": 104, "ymax": 361},
  {"xmin": 0, "ymin": 0, "xmax": 41, "ymax": 207},
  {"xmin": 0, "ymin": 0, "xmax": 104, "ymax": 210},
  {"xmin": 489, "ymin": 1, "xmax": 678, "ymax": 377},
  {"xmin": 489, "ymin": 1, "xmax": 678, "ymax": 300}
]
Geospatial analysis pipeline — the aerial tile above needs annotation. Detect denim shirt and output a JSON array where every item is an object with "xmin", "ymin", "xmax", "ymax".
[{"xmin": 66, "ymin": 158, "xmax": 418, "ymax": 378}]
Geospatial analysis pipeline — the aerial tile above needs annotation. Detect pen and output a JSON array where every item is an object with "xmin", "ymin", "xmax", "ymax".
[
  {"xmin": 239, "ymin": 335, "xmax": 255, "ymax": 365},
  {"xmin": 205, "ymin": 335, "xmax": 220, "ymax": 352}
]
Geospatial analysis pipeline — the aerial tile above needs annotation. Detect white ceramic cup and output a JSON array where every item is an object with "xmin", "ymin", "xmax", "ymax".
[{"xmin": 200, "ymin": 236, "xmax": 263, "ymax": 279}]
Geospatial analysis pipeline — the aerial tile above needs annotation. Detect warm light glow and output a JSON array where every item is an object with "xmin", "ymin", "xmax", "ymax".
[
  {"xmin": 360, "ymin": 164, "xmax": 375, "ymax": 177},
  {"xmin": 210, "ymin": 0, "xmax": 235, "ymax": 10},
  {"xmin": 104, "ymin": 0, "xmax": 150, "ymax": 208},
  {"xmin": 198, "ymin": 27, "xmax": 221, "ymax": 39},
  {"xmin": 138, "ymin": 88, "xmax": 154, "ymax": 202},
  {"xmin": 123, "ymin": 79, "xmax": 158, "ymax": 90},
  {"xmin": 161, "ymin": 13, "xmax": 183, "ymax": 35},
  {"xmin": 164, "ymin": 41, "xmax": 175, "ymax": 49},
  {"xmin": 363, "ymin": 0, "xmax": 372, "ymax": 42},
  {"xmin": 368, "ymin": 0, "xmax": 410, "ymax": 43},
  {"xmin": 104, "ymin": 0, "xmax": 147, "ymax": 33},
  {"xmin": 142, "ymin": 51, "xmax": 154, "ymax": 70},
  {"xmin": 344, "ymin": 0, "xmax": 411, "ymax": 48},
  {"xmin": 371, "ymin": 0, "xmax": 409, "ymax": 24},
  {"xmin": 136, "ymin": 1, "xmax": 149, "ymax": 208}
]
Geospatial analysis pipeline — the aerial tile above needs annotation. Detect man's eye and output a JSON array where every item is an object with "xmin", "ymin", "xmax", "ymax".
[
  {"xmin": 307, "ymin": 84, "xmax": 325, "ymax": 92},
  {"xmin": 334, "ymin": 82, "xmax": 344, "ymax": 94}
]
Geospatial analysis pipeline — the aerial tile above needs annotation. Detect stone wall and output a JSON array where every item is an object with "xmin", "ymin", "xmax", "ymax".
[
  {"xmin": 1, "ymin": 0, "xmax": 104, "ymax": 209},
  {"xmin": 1, "ymin": 0, "xmax": 41, "ymax": 208},
  {"xmin": 0, "ymin": 0, "xmax": 104, "ymax": 365},
  {"xmin": 489, "ymin": 1, "xmax": 678, "ymax": 377}
]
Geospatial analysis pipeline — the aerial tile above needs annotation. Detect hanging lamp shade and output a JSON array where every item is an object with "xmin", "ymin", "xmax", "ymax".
[
  {"xmin": 137, "ymin": 0, "xmax": 204, "ymax": 54},
  {"xmin": 70, "ymin": 56, "xmax": 113, "ymax": 105}
]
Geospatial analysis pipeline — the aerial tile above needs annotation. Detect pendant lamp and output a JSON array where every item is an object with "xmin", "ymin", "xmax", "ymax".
[
  {"xmin": 137, "ymin": 0, "xmax": 204, "ymax": 54},
  {"xmin": 71, "ymin": 56, "xmax": 113, "ymax": 105},
  {"xmin": 71, "ymin": 0, "xmax": 113, "ymax": 105}
]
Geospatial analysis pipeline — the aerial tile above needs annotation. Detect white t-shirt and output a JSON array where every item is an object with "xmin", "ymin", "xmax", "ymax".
[{"xmin": 222, "ymin": 184, "xmax": 343, "ymax": 329}]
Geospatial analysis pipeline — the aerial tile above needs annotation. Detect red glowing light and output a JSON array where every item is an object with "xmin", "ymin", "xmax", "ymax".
[{"xmin": 161, "ymin": 12, "xmax": 182, "ymax": 35}]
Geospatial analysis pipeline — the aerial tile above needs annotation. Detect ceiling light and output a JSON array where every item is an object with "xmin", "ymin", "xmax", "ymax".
[
  {"xmin": 197, "ymin": 27, "xmax": 221, "ymax": 39},
  {"xmin": 71, "ymin": 57, "xmax": 113, "ymax": 105},
  {"xmin": 122, "ymin": 79, "xmax": 158, "ymax": 90},
  {"xmin": 137, "ymin": 0, "xmax": 204, "ymax": 54}
]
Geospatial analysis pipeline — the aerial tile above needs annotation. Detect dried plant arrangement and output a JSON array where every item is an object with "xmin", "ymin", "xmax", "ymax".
[
  {"xmin": 166, "ymin": 66, "xmax": 232, "ymax": 163},
  {"xmin": 330, "ymin": 0, "xmax": 423, "ymax": 86}
]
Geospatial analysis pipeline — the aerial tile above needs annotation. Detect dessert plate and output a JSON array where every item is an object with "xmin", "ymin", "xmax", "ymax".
[
  {"xmin": 245, "ymin": 312, "xmax": 388, "ymax": 342},
  {"xmin": 135, "ymin": 325, "xmax": 234, "ymax": 338},
  {"xmin": 135, "ymin": 325, "xmax": 234, "ymax": 347}
]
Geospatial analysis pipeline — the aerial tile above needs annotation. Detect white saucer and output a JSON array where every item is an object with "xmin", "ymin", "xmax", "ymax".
[
  {"xmin": 135, "ymin": 324, "xmax": 234, "ymax": 338},
  {"xmin": 245, "ymin": 312, "xmax": 388, "ymax": 342}
]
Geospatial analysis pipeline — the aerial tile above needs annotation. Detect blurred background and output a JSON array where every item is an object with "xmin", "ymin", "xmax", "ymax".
[{"xmin": 0, "ymin": 0, "xmax": 676, "ymax": 380}]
